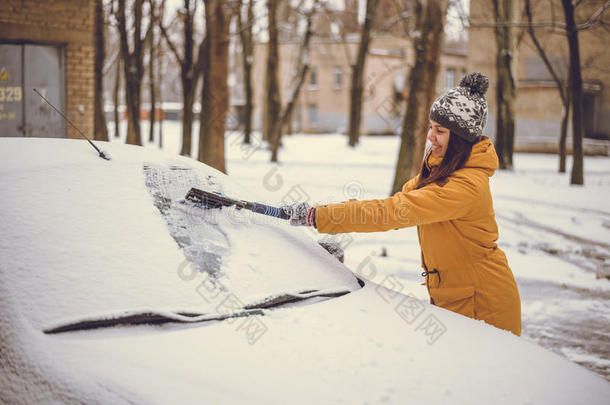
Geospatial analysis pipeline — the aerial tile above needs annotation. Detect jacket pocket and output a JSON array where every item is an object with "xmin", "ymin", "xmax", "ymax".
[{"xmin": 429, "ymin": 285, "xmax": 475, "ymax": 319}]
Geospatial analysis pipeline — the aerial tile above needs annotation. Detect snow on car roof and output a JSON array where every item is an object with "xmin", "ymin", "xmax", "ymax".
[{"xmin": 0, "ymin": 138, "xmax": 359, "ymax": 330}]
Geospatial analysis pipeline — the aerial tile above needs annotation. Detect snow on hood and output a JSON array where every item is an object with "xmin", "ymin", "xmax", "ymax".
[
  {"xmin": 11, "ymin": 282, "xmax": 609, "ymax": 405},
  {"xmin": 0, "ymin": 138, "xmax": 359, "ymax": 331}
]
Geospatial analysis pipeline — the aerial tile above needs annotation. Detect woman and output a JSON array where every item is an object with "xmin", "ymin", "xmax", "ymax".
[{"xmin": 283, "ymin": 72, "xmax": 522, "ymax": 336}]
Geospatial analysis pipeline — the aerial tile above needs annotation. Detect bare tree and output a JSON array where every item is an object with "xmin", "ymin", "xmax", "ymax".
[
  {"xmin": 117, "ymin": 0, "xmax": 150, "ymax": 145},
  {"xmin": 156, "ymin": 27, "xmax": 165, "ymax": 149},
  {"xmin": 113, "ymin": 53, "xmax": 121, "ymax": 138},
  {"xmin": 492, "ymin": 0, "xmax": 517, "ymax": 170},
  {"xmin": 561, "ymin": 0, "xmax": 585, "ymax": 185},
  {"xmin": 94, "ymin": 0, "xmax": 109, "ymax": 141},
  {"xmin": 199, "ymin": 0, "xmax": 238, "ymax": 172},
  {"xmin": 391, "ymin": 0, "xmax": 449, "ymax": 194},
  {"xmin": 237, "ymin": 0, "xmax": 255, "ymax": 145},
  {"xmin": 160, "ymin": 0, "xmax": 207, "ymax": 156},
  {"xmin": 148, "ymin": 0, "xmax": 157, "ymax": 143},
  {"xmin": 347, "ymin": 0, "xmax": 378, "ymax": 147},
  {"xmin": 269, "ymin": 0, "xmax": 319, "ymax": 162},
  {"xmin": 524, "ymin": 0, "xmax": 571, "ymax": 173},
  {"xmin": 464, "ymin": 0, "xmax": 610, "ymax": 184},
  {"xmin": 264, "ymin": 0, "xmax": 282, "ymax": 144}
]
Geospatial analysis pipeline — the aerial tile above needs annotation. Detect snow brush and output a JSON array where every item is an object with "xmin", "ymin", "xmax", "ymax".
[
  {"xmin": 183, "ymin": 187, "xmax": 345, "ymax": 263},
  {"xmin": 184, "ymin": 187, "xmax": 291, "ymax": 220}
]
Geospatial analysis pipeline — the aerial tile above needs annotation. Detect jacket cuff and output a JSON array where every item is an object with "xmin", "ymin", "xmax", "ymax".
[{"xmin": 307, "ymin": 207, "xmax": 316, "ymax": 227}]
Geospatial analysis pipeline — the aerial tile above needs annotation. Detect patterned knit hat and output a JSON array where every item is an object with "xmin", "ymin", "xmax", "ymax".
[{"xmin": 429, "ymin": 72, "xmax": 489, "ymax": 143}]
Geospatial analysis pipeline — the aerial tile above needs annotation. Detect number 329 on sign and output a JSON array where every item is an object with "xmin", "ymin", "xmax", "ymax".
[{"xmin": 0, "ymin": 87, "xmax": 23, "ymax": 102}]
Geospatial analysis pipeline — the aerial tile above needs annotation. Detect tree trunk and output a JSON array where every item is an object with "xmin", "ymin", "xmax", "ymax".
[
  {"xmin": 559, "ymin": 92, "xmax": 571, "ymax": 173},
  {"xmin": 181, "ymin": 0, "xmax": 195, "ymax": 156},
  {"xmin": 157, "ymin": 43, "xmax": 163, "ymax": 149},
  {"xmin": 148, "ymin": 3, "xmax": 156, "ymax": 143},
  {"xmin": 118, "ymin": 0, "xmax": 144, "ymax": 146},
  {"xmin": 113, "ymin": 54, "xmax": 121, "ymax": 138},
  {"xmin": 285, "ymin": 109, "xmax": 293, "ymax": 135},
  {"xmin": 238, "ymin": 0, "xmax": 254, "ymax": 145},
  {"xmin": 262, "ymin": 64, "xmax": 270, "ymax": 142},
  {"xmin": 347, "ymin": 0, "xmax": 378, "ymax": 147},
  {"xmin": 492, "ymin": 0, "xmax": 516, "ymax": 171},
  {"xmin": 182, "ymin": 90, "xmax": 194, "ymax": 155},
  {"xmin": 270, "ymin": 1, "xmax": 317, "ymax": 162},
  {"xmin": 561, "ymin": 0, "xmax": 584, "ymax": 185},
  {"xmin": 264, "ymin": 0, "xmax": 282, "ymax": 146},
  {"xmin": 94, "ymin": 0, "xmax": 108, "ymax": 141},
  {"xmin": 199, "ymin": 0, "xmax": 234, "ymax": 172},
  {"xmin": 391, "ymin": 0, "xmax": 448, "ymax": 195}
]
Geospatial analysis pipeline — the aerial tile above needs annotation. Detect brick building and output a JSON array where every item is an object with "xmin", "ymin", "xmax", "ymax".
[{"xmin": 0, "ymin": 0, "xmax": 94, "ymax": 139}]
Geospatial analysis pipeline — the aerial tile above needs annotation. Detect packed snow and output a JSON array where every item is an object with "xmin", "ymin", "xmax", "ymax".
[{"xmin": 0, "ymin": 122, "xmax": 609, "ymax": 403}]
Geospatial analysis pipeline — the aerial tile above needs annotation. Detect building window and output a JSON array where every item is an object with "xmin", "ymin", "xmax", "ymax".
[
  {"xmin": 333, "ymin": 67, "xmax": 342, "ymax": 89},
  {"xmin": 308, "ymin": 104, "xmax": 318, "ymax": 126},
  {"xmin": 445, "ymin": 68, "xmax": 455, "ymax": 90},
  {"xmin": 309, "ymin": 67, "xmax": 318, "ymax": 89}
]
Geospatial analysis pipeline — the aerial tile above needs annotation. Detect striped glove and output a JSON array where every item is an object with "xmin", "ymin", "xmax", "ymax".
[{"xmin": 281, "ymin": 202, "xmax": 316, "ymax": 227}]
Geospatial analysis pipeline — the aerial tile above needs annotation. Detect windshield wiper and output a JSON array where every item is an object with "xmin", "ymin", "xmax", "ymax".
[
  {"xmin": 242, "ymin": 287, "xmax": 352, "ymax": 310},
  {"xmin": 43, "ymin": 287, "xmax": 353, "ymax": 334},
  {"xmin": 43, "ymin": 308, "xmax": 265, "ymax": 334}
]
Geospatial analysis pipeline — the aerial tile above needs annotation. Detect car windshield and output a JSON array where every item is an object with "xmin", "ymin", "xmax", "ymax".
[
  {"xmin": 142, "ymin": 160, "xmax": 360, "ymax": 295},
  {"xmin": 0, "ymin": 140, "xmax": 360, "ymax": 331}
]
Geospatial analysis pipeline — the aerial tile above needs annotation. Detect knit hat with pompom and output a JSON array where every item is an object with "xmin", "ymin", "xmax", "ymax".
[{"xmin": 429, "ymin": 72, "xmax": 489, "ymax": 143}]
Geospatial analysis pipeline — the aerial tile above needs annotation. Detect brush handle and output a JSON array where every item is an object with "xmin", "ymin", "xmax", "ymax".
[
  {"xmin": 185, "ymin": 188, "xmax": 291, "ymax": 220},
  {"xmin": 251, "ymin": 203, "xmax": 291, "ymax": 220}
]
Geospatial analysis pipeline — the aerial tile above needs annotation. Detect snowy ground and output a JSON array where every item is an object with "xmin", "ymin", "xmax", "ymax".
[{"xmin": 111, "ymin": 121, "xmax": 610, "ymax": 381}]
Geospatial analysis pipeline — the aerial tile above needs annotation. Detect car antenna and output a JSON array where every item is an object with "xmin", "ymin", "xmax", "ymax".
[{"xmin": 33, "ymin": 88, "xmax": 111, "ymax": 160}]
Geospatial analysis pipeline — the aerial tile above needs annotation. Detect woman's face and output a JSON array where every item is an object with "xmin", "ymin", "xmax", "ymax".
[{"xmin": 427, "ymin": 120, "xmax": 450, "ymax": 157}]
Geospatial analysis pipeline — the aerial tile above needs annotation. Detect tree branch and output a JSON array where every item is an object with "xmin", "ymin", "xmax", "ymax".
[
  {"xmin": 159, "ymin": 19, "xmax": 184, "ymax": 66},
  {"xmin": 103, "ymin": 50, "xmax": 121, "ymax": 75},
  {"xmin": 318, "ymin": 1, "xmax": 353, "ymax": 63},
  {"xmin": 469, "ymin": 20, "xmax": 567, "ymax": 29},
  {"xmin": 448, "ymin": 0, "xmax": 469, "ymax": 31},
  {"xmin": 524, "ymin": 0, "xmax": 567, "ymax": 103},
  {"xmin": 192, "ymin": 35, "xmax": 208, "ymax": 83},
  {"xmin": 576, "ymin": 1, "xmax": 610, "ymax": 31},
  {"xmin": 468, "ymin": 0, "xmax": 609, "ymax": 32}
]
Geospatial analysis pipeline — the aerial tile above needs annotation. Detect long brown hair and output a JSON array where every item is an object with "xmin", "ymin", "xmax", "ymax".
[{"xmin": 415, "ymin": 133, "xmax": 482, "ymax": 189}]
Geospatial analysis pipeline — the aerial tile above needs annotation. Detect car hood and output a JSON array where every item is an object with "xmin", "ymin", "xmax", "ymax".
[{"xmin": 10, "ymin": 281, "xmax": 609, "ymax": 405}]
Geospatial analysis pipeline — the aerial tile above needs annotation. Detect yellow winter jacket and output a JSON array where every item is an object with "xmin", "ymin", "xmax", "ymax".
[{"xmin": 315, "ymin": 136, "xmax": 522, "ymax": 336}]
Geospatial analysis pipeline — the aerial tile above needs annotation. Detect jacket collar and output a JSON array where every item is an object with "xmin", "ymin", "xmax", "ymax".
[{"xmin": 424, "ymin": 136, "xmax": 499, "ymax": 177}]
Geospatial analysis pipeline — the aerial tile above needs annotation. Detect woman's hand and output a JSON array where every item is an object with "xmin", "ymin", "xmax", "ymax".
[{"xmin": 280, "ymin": 202, "xmax": 316, "ymax": 227}]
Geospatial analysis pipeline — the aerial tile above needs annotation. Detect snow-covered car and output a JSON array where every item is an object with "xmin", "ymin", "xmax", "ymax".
[{"xmin": 1, "ymin": 138, "xmax": 608, "ymax": 404}]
